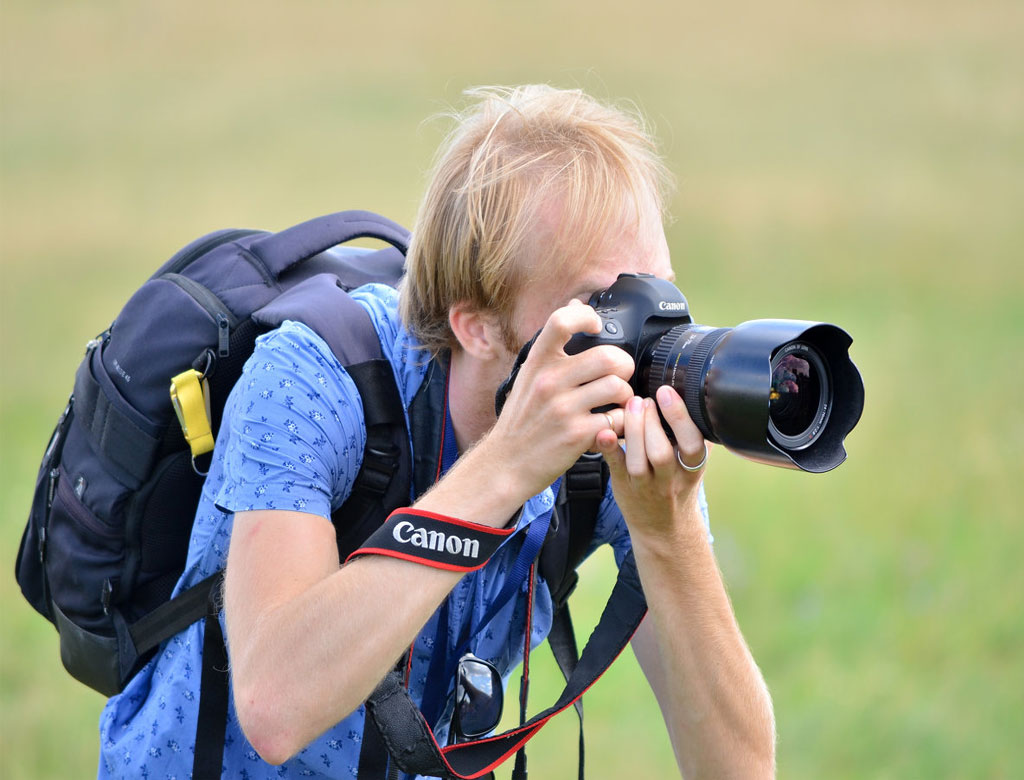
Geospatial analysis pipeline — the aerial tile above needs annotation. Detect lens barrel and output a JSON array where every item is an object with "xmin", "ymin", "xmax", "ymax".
[{"xmin": 640, "ymin": 319, "xmax": 863, "ymax": 472}]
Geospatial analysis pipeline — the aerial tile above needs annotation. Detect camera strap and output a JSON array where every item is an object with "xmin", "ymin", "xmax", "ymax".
[
  {"xmin": 346, "ymin": 508, "xmax": 519, "ymax": 572},
  {"xmin": 493, "ymin": 332, "xmax": 539, "ymax": 419},
  {"xmin": 348, "ymin": 392, "xmax": 558, "ymax": 733},
  {"xmin": 362, "ymin": 549, "xmax": 648, "ymax": 780}
]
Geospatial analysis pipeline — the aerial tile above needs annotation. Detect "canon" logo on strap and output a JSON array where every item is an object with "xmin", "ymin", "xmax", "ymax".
[{"xmin": 392, "ymin": 521, "xmax": 481, "ymax": 559}]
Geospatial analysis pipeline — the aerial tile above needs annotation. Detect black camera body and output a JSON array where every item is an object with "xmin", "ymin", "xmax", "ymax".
[
  {"xmin": 563, "ymin": 272, "xmax": 695, "ymax": 363},
  {"xmin": 498, "ymin": 273, "xmax": 864, "ymax": 473}
]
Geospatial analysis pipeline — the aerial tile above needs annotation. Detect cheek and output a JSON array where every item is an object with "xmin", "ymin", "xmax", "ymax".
[{"xmin": 512, "ymin": 299, "xmax": 556, "ymax": 342}]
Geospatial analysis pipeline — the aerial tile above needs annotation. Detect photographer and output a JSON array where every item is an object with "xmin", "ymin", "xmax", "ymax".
[{"xmin": 98, "ymin": 84, "xmax": 775, "ymax": 779}]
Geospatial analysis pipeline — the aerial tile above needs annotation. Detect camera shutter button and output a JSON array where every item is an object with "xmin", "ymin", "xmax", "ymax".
[{"xmin": 603, "ymin": 320, "xmax": 621, "ymax": 336}]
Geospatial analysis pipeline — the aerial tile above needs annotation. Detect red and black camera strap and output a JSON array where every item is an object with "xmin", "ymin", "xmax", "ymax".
[
  {"xmin": 359, "ymin": 547, "xmax": 648, "ymax": 780},
  {"xmin": 346, "ymin": 508, "xmax": 518, "ymax": 572},
  {"xmin": 349, "ymin": 367, "xmax": 645, "ymax": 779}
]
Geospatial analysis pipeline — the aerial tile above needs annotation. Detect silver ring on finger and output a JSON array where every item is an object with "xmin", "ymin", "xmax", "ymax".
[
  {"xmin": 604, "ymin": 412, "xmax": 615, "ymax": 431},
  {"xmin": 676, "ymin": 442, "xmax": 708, "ymax": 472}
]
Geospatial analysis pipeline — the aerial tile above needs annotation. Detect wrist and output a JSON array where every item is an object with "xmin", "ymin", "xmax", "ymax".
[
  {"xmin": 466, "ymin": 428, "xmax": 538, "ymax": 503},
  {"xmin": 415, "ymin": 436, "xmax": 529, "ymax": 529},
  {"xmin": 626, "ymin": 495, "xmax": 710, "ymax": 564}
]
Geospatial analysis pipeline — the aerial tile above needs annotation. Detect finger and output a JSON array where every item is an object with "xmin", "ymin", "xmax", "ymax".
[
  {"xmin": 596, "ymin": 426, "xmax": 626, "ymax": 476},
  {"xmin": 642, "ymin": 397, "xmax": 677, "ymax": 474},
  {"xmin": 604, "ymin": 406, "xmax": 625, "ymax": 438},
  {"xmin": 655, "ymin": 386, "xmax": 702, "ymax": 448},
  {"xmin": 676, "ymin": 442, "xmax": 709, "ymax": 473},
  {"xmin": 623, "ymin": 396, "xmax": 649, "ymax": 476},
  {"xmin": 530, "ymin": 301, "xmax": 602, "ymax": 360},
  {"xmin": 570, "ymin": 374, "xmax": 633, "ymax": 417},
  {"xmin": 560, "ymin": 344, "xmax": 635, "ymax": 388},
  {"xmin": 656, "ymin": 386, "xmax": 707, "ymax": 466},
  {"xmin": 590, "ymin": 411, "xmax": 613, "ymax": 440},
  {"xmin": 594, "ymin": 425, "xmax": 620, "ymax": 452},
  {"xmin": 592, "ymin": 405, "xmax": 625, "ymax": 450}
]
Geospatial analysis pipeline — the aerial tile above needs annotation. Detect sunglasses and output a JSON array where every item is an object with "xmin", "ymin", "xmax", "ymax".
[{"xmin": 453, "ymin": 653, "xmax": 504, "ymax": 742}]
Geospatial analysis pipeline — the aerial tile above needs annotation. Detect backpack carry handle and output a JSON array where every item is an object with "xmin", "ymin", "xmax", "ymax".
[{"xmin": 248, "ymin": 210, "xmax": 411, "ymax": 279}]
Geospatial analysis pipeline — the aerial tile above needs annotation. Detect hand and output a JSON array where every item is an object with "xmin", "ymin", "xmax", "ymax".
[
  {"xmin": 488, "ymin": 300, "xmax": 635, "ymax": 499},
  {"xmin": 596, "ymin": 385, "xmax": 709, "ymax": 540}
]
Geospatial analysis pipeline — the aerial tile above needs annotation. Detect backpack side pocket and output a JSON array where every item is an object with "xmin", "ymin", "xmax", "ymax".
[{"xmin": 44, "ymin": 458, "xmax": 125, "ymax": 696}]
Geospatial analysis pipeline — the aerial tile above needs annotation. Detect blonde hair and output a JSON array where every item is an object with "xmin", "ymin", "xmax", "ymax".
[{"xmin": 400, "ymin": 84, "xmax": 673, "ymax": 355}]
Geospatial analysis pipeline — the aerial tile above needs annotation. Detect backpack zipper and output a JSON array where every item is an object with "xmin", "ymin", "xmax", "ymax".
[
  {"xmin": 55, "ymin": 471, "xmax": 120, "ymax": 540},
  {"xmin": 160, "ymin": 273, "xmax": 239, "ymax": 357},
  {"xmin": 162, "ymin": 228, "xmax": 265, "ymax": 277}
]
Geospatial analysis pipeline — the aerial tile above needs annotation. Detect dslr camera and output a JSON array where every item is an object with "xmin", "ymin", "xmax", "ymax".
[{"xmin": 497, "ymin": 273, "xmax": 864, "ymax": 473}]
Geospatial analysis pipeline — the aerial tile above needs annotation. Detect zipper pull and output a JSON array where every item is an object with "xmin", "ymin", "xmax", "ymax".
[
  {"xmin": 217, "ymin": 314, "xmax": 230, "ymax": 357},
  {"xmin": 40, "ymin": 468, "xmax": 59, "ymax": 563},
  {"xmin": 101, "ymin": 579, "xmax": 114, "ymax": 615},
  {"xmin": 43, "ymin": 397, "xmax": 73, "ymax": 464},
  {"xmin": 84, "ymin": 325, "xmax": 112, "ymax": 354},
  {"xmin": 46, "ymin": 468, "xmax": 59, "ymax": 510}
]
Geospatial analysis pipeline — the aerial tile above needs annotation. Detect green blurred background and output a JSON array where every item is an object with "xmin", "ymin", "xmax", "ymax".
[{"xmin": 2, "ymin": 1, "xmax": 1021, "ymax": 777}]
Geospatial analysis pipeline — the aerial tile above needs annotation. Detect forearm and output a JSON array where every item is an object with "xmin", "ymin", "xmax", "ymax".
[
  {"xmin": 230, "ymin": 549, "xmax": 460, "ymax": 763},
  {"xmin": 629, "ymin": 500, "xmax": 775, "ymax": 779},
  {"xmin": 228, "ymin": 434, "xmax": 529, "ymax": 763}
]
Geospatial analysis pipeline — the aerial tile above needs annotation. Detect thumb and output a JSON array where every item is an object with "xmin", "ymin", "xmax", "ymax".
[{"xmin": 596, "ymin": 429, "xmax": 626, "ymax": 479}]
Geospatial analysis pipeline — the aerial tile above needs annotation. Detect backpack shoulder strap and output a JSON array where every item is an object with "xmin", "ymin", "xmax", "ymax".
[
  {"xmin": 252, "ymin": 272, "xmax": 385, "ymax": 365},
  {"xmin": 331, "ymin": 344, "xmax": 448, "ymax": 565},
  {"xmin": 537, "ymin": 451, "xmax": 609, "ymax": 780},
  {"xmin": 251, "ymin": 272, "xmax": 414, "ymax": 555},
  {"xmin": 335, "ymin": 352, "xmax": 450, "ymax": 557},
  {"xmin": 541, "ymin": 451, "xmax": 609, "ymax": 609},
  {"xmin": 334, "ymin": 357, "xmax": 410, "ymax": 556}
]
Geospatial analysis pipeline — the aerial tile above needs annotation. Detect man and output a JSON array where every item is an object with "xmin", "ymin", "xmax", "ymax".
[{"xmin": 99, "ymin": 84, "xmax": 775, "ymax": 779}]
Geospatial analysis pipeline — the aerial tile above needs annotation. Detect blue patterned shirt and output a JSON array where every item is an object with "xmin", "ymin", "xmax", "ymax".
[{"xmin": 97, "ymin": 283, "xmax": 709, "ymax": 779}]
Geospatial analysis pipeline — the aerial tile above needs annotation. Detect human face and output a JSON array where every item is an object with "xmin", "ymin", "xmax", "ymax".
[{"xmin": 506, "ymin": 205, "xmax": 675, "ymax": 353}]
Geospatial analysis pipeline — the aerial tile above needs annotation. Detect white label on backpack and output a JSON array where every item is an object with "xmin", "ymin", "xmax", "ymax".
[{"xmin": 112, "ymin": 359, "xmax": 132, "ymax": 383}]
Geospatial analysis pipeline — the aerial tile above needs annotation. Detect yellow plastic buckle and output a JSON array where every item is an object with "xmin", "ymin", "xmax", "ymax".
[{"xmin": 169, "ymin": 368, "xmax": 214, "ymax": 465}]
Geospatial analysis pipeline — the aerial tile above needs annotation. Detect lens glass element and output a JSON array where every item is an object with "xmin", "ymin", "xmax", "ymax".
[
  {"xmin": 770, "ymin": 355, "xmax": 819, "ymax": 435},
  {"xmin": 768, "ymin": 342, "xmax": 831, "ymax": 450}
]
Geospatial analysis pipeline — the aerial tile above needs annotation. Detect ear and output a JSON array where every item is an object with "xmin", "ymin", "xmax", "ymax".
[{"xmin": 449, "ymin": 303, "xmax": 505, "ymax": 360}]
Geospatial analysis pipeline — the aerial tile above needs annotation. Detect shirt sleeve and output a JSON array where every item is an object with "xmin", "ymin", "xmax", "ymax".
[
  {"xmin": 214, "ymin": 321, "xmax": 367, "ymax": 519},
  {"xmin": 591, "ymin": 481, "xmax": 713, "ymax": 569}
]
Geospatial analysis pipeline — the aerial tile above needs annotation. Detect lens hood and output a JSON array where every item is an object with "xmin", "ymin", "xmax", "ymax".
[{"xmin": 700, "ymin": 320, "xmax": 864, "ymax": 472}]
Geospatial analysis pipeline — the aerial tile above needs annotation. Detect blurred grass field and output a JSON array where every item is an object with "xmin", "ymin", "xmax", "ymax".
[{"xmin": 2, "ymin": 1, "xmax": 1022, "ymax": 777}]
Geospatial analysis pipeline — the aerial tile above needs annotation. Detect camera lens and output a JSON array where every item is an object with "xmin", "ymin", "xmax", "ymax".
[{"xmin": 767, "ymin": 342, "xmax": 831, "ymax": 450}]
